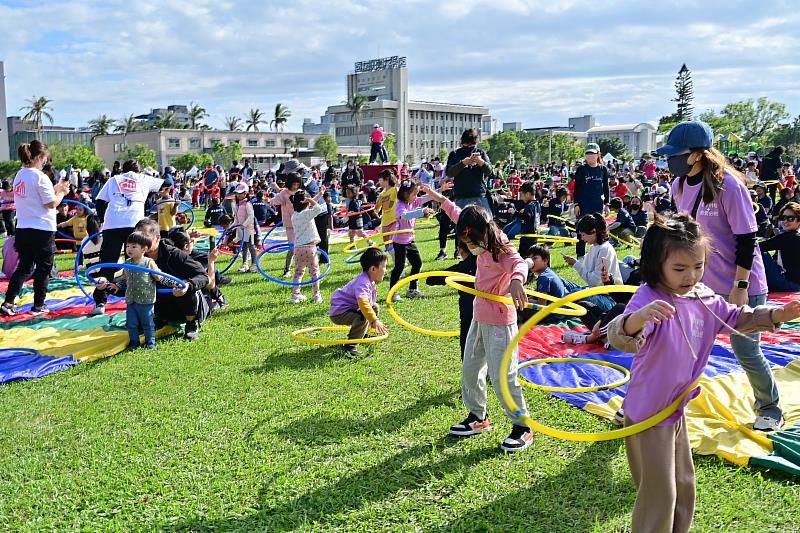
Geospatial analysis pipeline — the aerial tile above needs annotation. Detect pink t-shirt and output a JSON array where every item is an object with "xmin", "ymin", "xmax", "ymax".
[
  {"xmin": 393, "ymin": 196, "xmax": 427, "ymax": 245},
  {"xmin": 370, "ymin": 128, "xmax": 384, "ymax": 143},
  {"xmin": 621, "ymin": 284, "xmax": 740, "ymax": 425},
  {"xmin": 673, "ymin": 170, "xmax": 767, "ymax": 296},
  {"xmin": 642, "ymin": 160, "xmax": 656, "ymax": 179},
  {"xmin": 270, "ymin": 188, "xmax": 295, "ymax": 229}
]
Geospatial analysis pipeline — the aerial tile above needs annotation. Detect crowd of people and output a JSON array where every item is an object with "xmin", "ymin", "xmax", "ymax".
[{"xmin": 1, "ymin": 120, "xmax": 800, "ymax": 533}]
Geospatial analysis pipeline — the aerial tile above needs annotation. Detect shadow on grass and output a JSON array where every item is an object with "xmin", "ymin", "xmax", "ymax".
[{"xmin": 242, "ymin": 342, "xmax": 381, "ymax": 373}]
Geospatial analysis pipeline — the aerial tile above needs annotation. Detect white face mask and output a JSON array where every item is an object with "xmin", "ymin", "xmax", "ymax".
[{"xmin": 467, "ymin": 244, "xmax": 486, "ymax": 256}]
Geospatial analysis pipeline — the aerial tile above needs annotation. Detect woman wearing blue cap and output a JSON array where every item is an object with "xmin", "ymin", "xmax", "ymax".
[
  {"xmin": 658, "ymin": 120, "xmax": 782, "ymax": 432},
  {"xmin": 572, "ymin": 142, "xmax": 610, "ymax": 257}
]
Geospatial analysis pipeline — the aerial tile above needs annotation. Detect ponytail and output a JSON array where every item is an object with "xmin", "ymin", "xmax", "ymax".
[{"xmin": 18, "ymin": 140, "xmax": 50, "ymax": 166}]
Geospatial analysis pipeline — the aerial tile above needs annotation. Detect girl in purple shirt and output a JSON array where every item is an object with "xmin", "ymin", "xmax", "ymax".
[
  {"xmin": 389, "ymin": 179, "xmax": 433, "ymax": 302},
  {"xmin": 607, "ymin": 213, "xmax": 800, "ymax": 533}
]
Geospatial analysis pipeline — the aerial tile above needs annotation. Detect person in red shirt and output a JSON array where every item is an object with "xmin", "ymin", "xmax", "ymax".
[
  {"xmin": 369, "ymin": 124, "xmax": 388, "ymax": 164},
  {"xmin": 506, "ymin": 170, "xmax": 523, "ymax": 200},
  {"xmin": 611, "ymin": 177, "xmax": 628, "ymax": 199}
]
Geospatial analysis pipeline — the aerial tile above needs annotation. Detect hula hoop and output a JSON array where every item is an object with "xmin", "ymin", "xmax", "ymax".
[
  {"xmin": 201, "ymin": 169, "xmax": 220, "ymax": 192},
  {"xmin": 342, "ymin": 229, "xmax": 414, "ymax": 254},
  {"xmin": 149, "ymin": 199, "xmax": 196, "ymax": 228},
  {"xmin": 85, "ymin": 262, "xmax": 188, "ymax": 294},
  {"xmin": 261, "ymin": 221, "xmax": 284, "ymax": 249},
  {"xmin": 515, "ymin": 233, "xmax": 578, "ymax": 244},
  {"xmin": 56, "ymin": 199, "xmax": 95, "ymax": 241},
  {"xmin": 517, "ymin": 357, "xmax": 630, "ymax": 393},
  {"xmin": 339, "ymin": 205, "xmax": 376, "ymax": 218},
  {"xmin": 215, "ymin": 224, "xmax": 244, "ymax": 275},
  {"xmin": 497, "ymin": 284, "xmax": 701, "ymax": 441},
  {"xmin": 344, "ymin": 250, "xmax": 365, "ymax": 264},
  {"xmin": 444, "ymin": 275, "xmax": 586, "ymax": 317},
  {"xmin": 610, "ymin": 231, "xmax": 641, "ymax": 248},
  {"xmin": 385, "ymin": 271, "xmax": 466, "ymax": 337},
  {"xmin": 255, "ymin": 244, "xmax": 331, "ymax": 286},
  {"xmin": 74, "ymin": 231, "xmax": 104, "ymax": 299},
  {"xmin": 547, "ymin": 215, "xmax": 576, "ymax": 228},
  {"xmin": 291, "ymin": 326, "xmax": 388, "ymax": 345}
]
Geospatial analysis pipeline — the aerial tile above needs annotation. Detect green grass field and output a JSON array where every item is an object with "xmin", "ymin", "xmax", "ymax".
[{"xmin": 1, "ymin": 220, "xmax": 798, "ymax": 531}]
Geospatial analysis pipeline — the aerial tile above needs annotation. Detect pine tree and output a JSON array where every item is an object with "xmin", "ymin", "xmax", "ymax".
[{"xmin": 673, "ymin": 64, "xmax": 694, "ymax": 121}]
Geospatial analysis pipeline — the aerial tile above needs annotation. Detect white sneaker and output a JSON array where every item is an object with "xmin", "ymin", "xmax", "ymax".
[
  {"xmin": 612, "ymin": 408, "xmax": 625, "ymax": 426},
  {"xmin": 282, "ymin": 270, "xmax": 292, "ymax": 279},
  {"xmin": 562, "ymin": 330, "xmax": 589, "ymax": 344},
  {"xmin": 311, "ymin": 294, "xmax": 323, "ymax": 303},
  {"xmin": 391, "ymin": 293, "xmax": 403, "ymax": 303},
  {"xmin": 753, "ymin": 414, "xmax": 783, "ymax": 432},
  {"xmin": 290, "ymin": 294, "xmax": 307, "ymax": 304},
  {"xmin": 87, "ymin": 304, "xmax": 106, "ymax": 316},
  {"xmin": 238, "ymin": 264, "xmax": 249, "ymax": 272},
  {"xmin": 249, "ymin": 264, "xmax": 259, "ymax": 272}
]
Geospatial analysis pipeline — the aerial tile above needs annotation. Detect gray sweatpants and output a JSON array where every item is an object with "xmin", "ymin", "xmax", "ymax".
[{"xmin": 461, "ymin": 320, "xmax": 528, "ymax": 425}]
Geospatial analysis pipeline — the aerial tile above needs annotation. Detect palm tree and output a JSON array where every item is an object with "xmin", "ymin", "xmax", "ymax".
[
  {"xmin": 114, "ymin": 114, "xmax": 138, "ymax": 151},
  {"xmin": 246, "ymin": 108, "xmax": 266, "ymax": 132},
  {"xmin": 283, "ymin": 137, "xmax": 294, "ymax": 154},
  {"xmin": 154, "ymin": 110, "xmax": 179, "ymax": 129},
  {"xmin": 270, "ymin": 103, "xmax": 291, "ymax": 132},
  {"xmin": 88, "ymin": 114, "xmax": 116, "ymax": 136},
  {"xmin": 224, "ymin": 116, "xmax": 243, "ymax": 131},
  {"xmin": 344, "ymin": 93, "xmax": 368, "ymax": 145},
  {"xmin": 188, "ymin": 101, "xmax": 208, "ymax": 129},
  {"xmin": 294, "ymin": 135, "xmax": 307, "ymax": 149},
  {"xmin": 20, "ymin": 96, "xmax": 54, "ymax": 140}
]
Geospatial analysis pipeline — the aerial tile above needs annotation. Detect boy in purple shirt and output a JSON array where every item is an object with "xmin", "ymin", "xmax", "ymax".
[
  {"xmin": 607, "ymin": 213, "xmax": 800, "ymax": 533},
  {"xmin": 329, "ymin": 247, "xmax": 388, "ymax": 356}
]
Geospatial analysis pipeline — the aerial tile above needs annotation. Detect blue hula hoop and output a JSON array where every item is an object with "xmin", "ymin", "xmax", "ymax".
[
  {"xmin": 74, "ymin": 230, "xmax": 104, "ymax": 299},
  {"xmin": 148, "ymin": 199, "xmax": 196, "ymax": 228},
  {"xmin": 85, "ymin": 262, "xmax": 188, "ymax": 294},
  {"xmin": 57, "ymin": 198, "xmax": 96, "ymax": 241},
  {"xmin": 344, "ymin": 250, "xmax": 365, "ymax": 264},
  {"xmin": 255, "ymin": 243, "xmax": 331, "ymax": 286},
  {"xmin": 260, "ymin": 221, "xmax": 284, "ymax": 249},
  {"xmin": 216, "ymin": 224, "xmax": 243, "ymax": 275}
]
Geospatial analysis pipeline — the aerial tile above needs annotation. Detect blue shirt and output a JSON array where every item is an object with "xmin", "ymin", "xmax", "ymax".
[{"xmin": 536, "ymin": 267, "xmax": 567, "ymax": 298}]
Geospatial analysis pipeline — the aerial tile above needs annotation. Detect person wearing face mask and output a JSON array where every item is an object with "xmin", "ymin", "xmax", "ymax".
[
  {"xmin": 662, "ymin": 120, "xmax": 782, "ymax": 432},
  {"xmin": 759, "ymin": 202, "xmax": 800, "ymax": 292},
  {"xmin": 340, "ymin": 159, "xmax": 364, "ymax": 191},
  {"xmin": 572, "ymin": 143, "xmax": 610, "ymax": 257},
  {"xmin": 628, "ymin": 196, "xmax": 648, "ymax": 237}
]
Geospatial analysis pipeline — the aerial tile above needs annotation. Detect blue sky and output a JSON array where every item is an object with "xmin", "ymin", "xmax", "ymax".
[{"xmin": 1, "ymin": 0, "xmax": 798, "ymax": 132}]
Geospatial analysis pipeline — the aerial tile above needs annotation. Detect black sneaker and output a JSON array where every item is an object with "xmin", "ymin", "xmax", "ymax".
[
  {"xmin": 0, "ymin": 303, "xmax": 16, "ymax": 317},
  {"xmin": 342, "ymin": 344, "xmax": 360, "ymax": 356},
  {"xmin": 452, "ymin": 250, "xmax": 459, "ymax": 260},
  {"xmin": 183, "ymin": 320, "xmax": 199, "ymax": 341},
  {"xmin": 435, "ymin": 250, "xmax": 447, "ymax": 261},
  {"xmin": 30, "ymin": 305, "xmax": 51, "ymax": 316},
  {"xmin": 218, "ymin": 276, "xmax": 232, "ymax": 286},
  {"xmin": 612, "ymin": 408, "xmax": 625, "ymax": 426},
  {"xmin": 500, "ymin": 424, "xmax": 533, "ymax": 452},
  {"xmin": 449, "ymin": 412, "xmax": 491, "ymax": 436}
]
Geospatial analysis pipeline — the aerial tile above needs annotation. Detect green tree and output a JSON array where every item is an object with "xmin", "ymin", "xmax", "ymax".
[
  {"xmin": 124, "ymin": 143, "xmax": 157, "ymax": 169},
  {"xmin": 0, "ymin": 161, "xmax": 21, "ymax": 180},
  {"xmin": 170, "ymin": 152, "xmax": 214, "ymax": 171},
  {"xmin": 515, "ymin": 131, "xmax": 582, "ymax": 165},
  {"xmin": 246, "ymin": 108, "xmax": 266, "ymax": 132},
  {"xmin": 20, "ymin": 95, "xmax": 54, "ymax": 140},
  {"xmin": 719, "ymin": 97, "xmax": 790, "ymax": 142},
  {"xmin": 88, "ymin": 114, "xmax": 116, "ymax": 137},
  {"xmin": 672, "ymin": 64, "xmax": 694, "ymax": 121},
  {"xmin": 283, "ymin": 138, "xmax": 294, "ymax": 154},
  {"xmin": 294, "ymin": 136, "xmax": 307, "ymax": 148},
  {"xmin": 212, "ymin": 140, "xmax": 242, "ymax": 169},
  {"xmin": 596, "ymin": 137, "xmax": 628, "ymax": 158},
  {"xmin": 224, "ymin": 116, "xmax": 242, "ymax": 131},
  {"xmin": 383, "ymin": 134, "xmax": 397, "ymax": 162},
  {"xmin": 480, "ymin": 131, "xmax": 524, "ymax": 163},
  {"xmin": 114, "ymin": 114, "xmax": 139, "ymax": 150},
  {"xmin": 50, "ymin": 143, "xmax": 105, "ymax": 172},
  {"xmin": 270, "ymin": 103, "xmax": 291, "ymax": 132},
  {"xmin": 437, "ymin": 147, "xmax": 450, "ymax": 161},
  {"xmin": 315, "ymin": 134, "xmax": 338, "ymax": 161},
  {"xmin": 154, "ymin": 111, "xmax": 179, "ymax": 129},
  {"xmin": 344, "ymin": 93, "xmax": 368, "ymax": 144},
  {"xmin": 188, "ymin": 102, "xmax": 208, "ymax": 130}
]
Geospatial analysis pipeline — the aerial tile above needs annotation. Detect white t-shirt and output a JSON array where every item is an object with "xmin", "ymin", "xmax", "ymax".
[
  {"xmin": 96, "ymin": 171, "xmax": 163, "ymax": 230},
  {"xmin": 12, "ymin": 167, "xmax": 58, "ymax": 231}
]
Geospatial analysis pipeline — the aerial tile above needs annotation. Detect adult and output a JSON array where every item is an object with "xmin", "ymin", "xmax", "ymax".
[
  {"xmin": 89, "ymin": 159, "xmax": 163, "ymax": 316},
  {"xmin": 323, "ymin": 160, "xmax": 337, "ymax": 186},
  {"xmin": 201, "ymin": 163, "xmax": 220, "ymax": 208},
  {"xmin": 572, "ymin": 142, "xmax": 610, "ymax": 257},
  {"xmin": 761, "ymin": 145, "xmax": 785, "ymax": 203},
  {"xmin": 133, "ymin": 218, "xmax": 210, "ymax": 339},
  {"xmin": 661, "ymin": 120, "xmax": 782, "ymax": 431},
  {"xmin": 760, "ymin": 202, "xmax": 800, "ymax": 292},
  {"xmin": 369, "ymin": 124, "xmax": 388, "ymax": 164},
  {"xmin": 445, "ymin": 128, "xmax": 493, "ymax": 215},
  {"xmin": 340, "ymin": 159, "xmax": 364, "ymax": 191},
  {"xmin": 416, "ymin": 162, "xmax": 434, "ymax": 188},
  {"xmin": 1, "ymin": 141, "xmax": 69, "ymax": 316}
]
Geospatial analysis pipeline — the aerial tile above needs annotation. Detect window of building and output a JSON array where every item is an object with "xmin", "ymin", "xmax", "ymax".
[
  {"xmin": 168, "ymin": 138, "xmax": 180, "ymax": 149},
  {"xmin": 265, "ymin": 139, "xmax": 276, "ymax": 147},
  {"xmin": 247, "ymin": 139, "xmax": 258, "ymax": 147},
  {"xmin": 209, "ymin": 138, "xmax": 221, "ymax": 146},
  {"xmin": 113, "ymin": 143, "xmax": 120, "ymax": 152},
  {"xmin": 189, "ymin": 138, "xmax": 201, "ymax": 149}
]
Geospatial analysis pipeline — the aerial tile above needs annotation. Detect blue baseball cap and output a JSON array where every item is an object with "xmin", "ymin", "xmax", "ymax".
[{"xmin": 656, "ymin": 120, "xmax": 714, "ymax": 157}]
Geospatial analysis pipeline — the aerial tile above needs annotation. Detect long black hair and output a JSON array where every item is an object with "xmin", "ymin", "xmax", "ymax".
[{"xmin": 455, "ymin": 205, "xmax": 513, "ymax": 262}]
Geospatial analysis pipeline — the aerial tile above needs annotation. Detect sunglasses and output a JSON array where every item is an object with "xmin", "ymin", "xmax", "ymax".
[{"xmin": 780, "ymin": 215, "xmax": 798, "ymax": 222}]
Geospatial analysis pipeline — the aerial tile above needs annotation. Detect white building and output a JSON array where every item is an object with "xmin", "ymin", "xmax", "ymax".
[
  {"xmin": 305, "ymin": 56, "xmax": 492, "ymax": 162},
  {"xmin": 526, "ymin": 115, "xmax": 657, "ymax": 157}
]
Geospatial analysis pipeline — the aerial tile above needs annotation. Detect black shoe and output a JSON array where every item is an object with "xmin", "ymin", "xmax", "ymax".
[
  {"xmin": 342, "ymin": 344, "xmax": 360, "ymax": 356},
  {"xmin": 500, "ymin": 424, "xmax": 533, "ymax": 452},
  {"xmin": 452, "ymin": 250, "xmax": 459, "ymax": 260},
  {"xmin": 218, "ymin": 276, "xmax": 232, "ymax": 286},
  {"xmin": 449, "ymin": 412, "xmax": 491, "ymax": 436},
  {"xmin": 183, "ymin": 320, "xmax": 199, "ymax": 340},
  {"xmin": 435, "ymin": 250, "xmax": 447, "ymax": 261}
]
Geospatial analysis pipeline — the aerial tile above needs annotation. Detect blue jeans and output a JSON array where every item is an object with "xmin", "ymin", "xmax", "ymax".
[
  {"xmin": 761, "ymin": 251, "xmax": 800, "ymax": 292},
  {"xmin": 718, "ymin": 292, "xmax": 782, "ymax": 420},
  {"xmin": 547, "ymin": 225, "xmax": 570, "ymax": 237},
  {"xmin": 454, "ymin": 196, "xmax": 492, "ymax": 219},
  {"xmin": 127, "ymin": 302, "xmax": 156, "ymax": 348}
]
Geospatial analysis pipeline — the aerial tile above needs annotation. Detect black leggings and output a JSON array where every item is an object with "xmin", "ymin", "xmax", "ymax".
[
  {"xmin": 92, "ymin": 226, "xmax": 134, "ymax": 305},
  {"xmin": 390, "ymin": 242, "xmax": 422, "ymax": 290},
  {"xmin": 4, "ymin": 228, "xmax": 55, "ymax": 308},
  {"xmin": 437, "ymin": 211, "xmax": 454, "ymax": 250}
]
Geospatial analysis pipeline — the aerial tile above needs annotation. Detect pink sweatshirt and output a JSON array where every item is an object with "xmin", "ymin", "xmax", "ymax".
[
  {"xmin": 393, "ymin": 195, "xmax": 429, "ymax": 245},
  {"xmin": 441, "ymin": 199, "xmax": 528, "ymax": 326},
  {"xmin": 270, "ymin": 188, "xmax": 295, "ymax": 229}
]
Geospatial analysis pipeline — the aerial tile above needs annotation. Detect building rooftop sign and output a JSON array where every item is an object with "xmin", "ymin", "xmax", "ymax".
[{"xmin": 354, "ymin": 56, "xmax": 407, "ymax": 73}]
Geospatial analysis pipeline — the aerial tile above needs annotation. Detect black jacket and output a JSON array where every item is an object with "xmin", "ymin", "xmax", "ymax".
[
  {"xmin": 446, "ymin": 146, "xmax": 492, "ymax": 198},
  {"xmin": 155, "ymin": 241, "xmax": 209, "ymax": 292},
  {"xmin": 761, "ymin": 148, "xmax": 783, "ymax": 182}
]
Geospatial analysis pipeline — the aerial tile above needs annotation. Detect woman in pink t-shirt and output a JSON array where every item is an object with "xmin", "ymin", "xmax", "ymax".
[{"xmin": 270, "ymin": 173, "xmax": 303, "ymax": 277}]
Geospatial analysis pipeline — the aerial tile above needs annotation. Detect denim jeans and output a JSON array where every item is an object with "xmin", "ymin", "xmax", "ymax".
[
  {"xmin": 547, "ymin": 225, "xmax": 570, "ymax": 237},
  {"xmin": 718, "ymin": 292, "xmax": 782, "ymax": 419},
  {"xmin": 127, "ymin": 302, "xmax": 156, "ymax": 348},
  {"xmin": 761, "ymin": 252, "xmax": 800, "ymax": 292},
  {"xmin": 454, "ymin": 196, "xmax": 492, "ymax": 219}
]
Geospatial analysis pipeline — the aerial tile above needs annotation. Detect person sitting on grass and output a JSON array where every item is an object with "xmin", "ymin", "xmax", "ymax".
[
  {"xmin": 760, "ymin": 202, "xmax": 800, "ymax": 292},
  {"xmin": 328, "ymin": 247, "xmax": 389, "ymax": 357},
  {"xmin": 56, "ymin": 202, "xmax": 89, "ymax": 248},
  {"xmin": 166, "ymin": 227, "xmax": 228, "ymax": 310},
  {"xmin": 93, "ymin": 231, "xmax": 162, "ymax": 349},
  {"xmin": 204, "ymin": 197, "xmax": 225, "ymax": 228},
  {"xmin": 608, "ymin": 197, "xmax": 637, "ymax": 245},
  {"xmin": 507, "ymin": 182, "xmax": 541, "ymax": 257},
  {"xmin": 561, "ymin": 213, "xmax": 622, "ymax": 287}
]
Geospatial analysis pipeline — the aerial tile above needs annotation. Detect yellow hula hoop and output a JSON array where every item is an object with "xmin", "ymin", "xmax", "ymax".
[
  {"xmin": 415, "ymin": 217, "xmax": 438, "ymax": 228},
  {"xmin": 547, "ymin": 215, "xmax": 577, "ymax": 228},
  {"xmin": 517, "ymin": 357, "xmax": 630, "ymax": 393},
  {"xmin": 342, "ymin": 229, "xmax": 415, "ymax": 254},
  {"xmin": 610, "ymin": 231, "xmax": 641, "ymax": 248},
  {"xmin": 385, "ymin": 271, "xmax": 465, "ymax": 336},
  {"xmin": 291, "ymin": 326, "xmax": 388, "ymax": 345},
  {"xmin": 498, "ymin": 284, "xmax": 701, "ymax": 441},
  {"xmin": 514, "ymin": 233, "xmax": 579, "ymax": 244},
  {"xmin": 444, "ymin": 275, "xmax": 587, "ymax": 317}
]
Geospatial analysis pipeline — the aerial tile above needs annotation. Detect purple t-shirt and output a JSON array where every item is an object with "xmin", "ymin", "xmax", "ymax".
[
  {"xmin": 622, "ymin": 284, "xmax": 740, "ymax": 425},
  {"xmin": 329, "ymin": 271, "xmax": 376, "ymax": 316},
  {"xmin": 673, "ymin": 170, "xmax": 767, "ymax": 296}
]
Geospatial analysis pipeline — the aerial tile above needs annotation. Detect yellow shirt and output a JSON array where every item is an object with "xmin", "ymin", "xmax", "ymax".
[
  {"xmin": 376, "ymin": 187, "xmax": 397, "ymax": 227},
  {"xmin": 157, "ymin": 201, "xmax": 177, "ymax": 231},
  {"xmin": 63, "ymin": 215, "xmax": 88, "ymax": 239}
]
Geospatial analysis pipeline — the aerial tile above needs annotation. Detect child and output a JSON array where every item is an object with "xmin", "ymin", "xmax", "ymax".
[
  {"xmin": 233, "ymin": 183, "xmax": 258, "ymax": 272},
  {"xmin": 345, "ymin": 185, "xmax": 369, "ymax": 243},
  {"xmin": 544, "ymin": 187, "xmax": 571, "ymax": 238},
  {"xmin": 93, "ymin": 232, "xmax": 163, "ymax": 349},
  {"xmin": 606, "ymin": 213, "xmax": 800, "ymax": 533},
  {"xmin": 57, "ymin": 203, "xmax": 89, "ymax": 245},
  {"xmin": 55, "ymin": 203, "xmax": 73, "ymax": 250},
  {"xmin": 0, "ymin": 180, "xmax": 14, "ymax": 237},
  {"xmin": 375, "ymin": 169, "xmax": 398, "ymax": 259},
  {"xmin": 506, "ymin": 169, "xmax": 523, "ymax": 200},
  {"xmin": 561, "ymin": 213, "xmax": 623, "ymax": 287},
  {"xmin": 204, "ymin": 197, "xmax": 225, "ymax": 228},
  {"xmin": 510, "ymin": 182, "xmax": 541, "ymax": 256},
  {"xmin": 422, "ymin": 182, "xmax": 533, "ymax": 452},
  {"xmin": 329, "ymin": 247, "xmax": 389, "ymax": 356},
  {"xmin": 390, "ymin": 179, "xmax": 433, "ymax": 302},
  {"xmin": 289, "ymin": 187, "xmax": 327, "ymax": 303},
  {"xmin": 607, "ymin": 197, "xmax": 637, "ymax": 244},
  {"xmin": 79, "ymin": 215, "xmax": 102, "ymax": 267},
  {"xmin": 270, "ymin": 173, "xmax": 303, "ymax": 277},
  {"xmin": 156, "ymin": 185, "xmax": 178, "ymax": 238}
]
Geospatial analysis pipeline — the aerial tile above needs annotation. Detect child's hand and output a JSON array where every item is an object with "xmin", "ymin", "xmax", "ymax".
[
  {"xmin": 172, "ymin": 282, "xmax": 189, "ymax": 297},
  {"xmin": 634, "ymin": 300, "xmax": 676, "ymax": 326},
  {"xmin": 94, "ymin": 276, "xmax": 108, "ymax": 289},
  {"xmin": 561, "ymin": 252, "xmax": 577, "ymax": 266},
  {"xmin": 422, "ymin": 207, "xmax": 434, "ymax": 217},
  {"xmin": 508, "ymin": 279, "xmax": 528, "ymax": 311},
  {"xmin": 371, "ymin": 320, "xmax": 388, "ymax": 335},
  {"xmin": 773, "ymin": 301, "xmax": 800, "ymax": 323},
  {"xmin": 600, "ymin": 257, "xmax": 611, "ymax": 283},
  {"xmin": 439, "ymin": 180, "xmax": 453, "ymax": 193}
]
